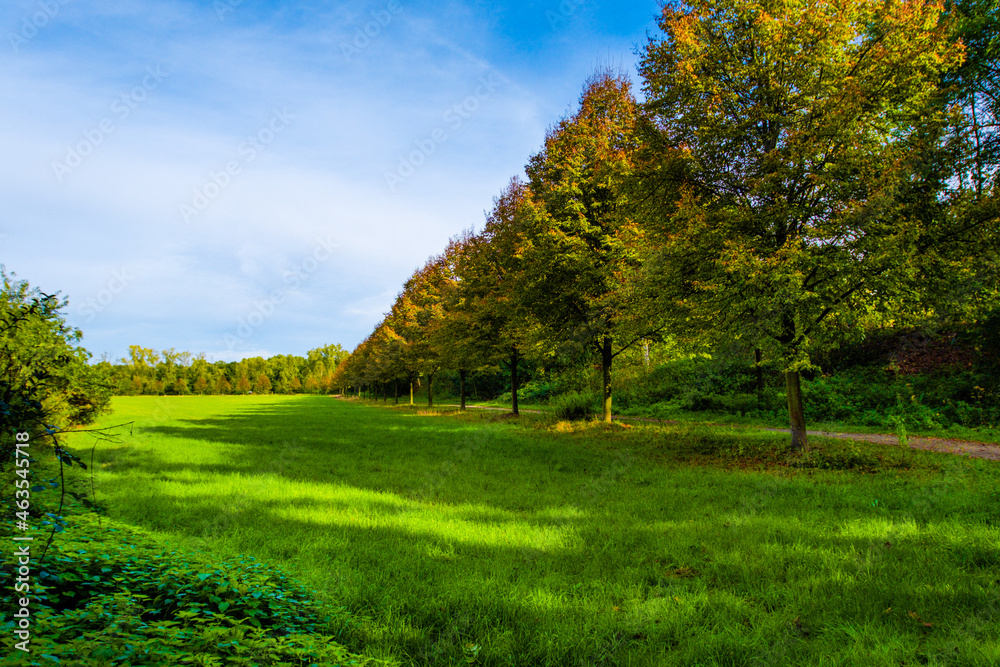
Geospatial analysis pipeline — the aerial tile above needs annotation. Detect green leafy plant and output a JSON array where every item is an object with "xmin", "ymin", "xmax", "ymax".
[
  {"xmin": 551, "ymin": 391, "xmax": 598, "ymax": 421},
  {"xmin": 0, "ymin": 495, "xmax": 396, "ymax": 667}
]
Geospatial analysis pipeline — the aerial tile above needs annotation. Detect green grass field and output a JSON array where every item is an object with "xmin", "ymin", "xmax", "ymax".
[{"xmin": 58, "ymin": 395, "xmax": 1000, "ymax": 666}]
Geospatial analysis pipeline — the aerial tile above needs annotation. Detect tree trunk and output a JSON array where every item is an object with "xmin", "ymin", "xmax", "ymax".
[
  {"xmin": 511, "ymin": 346, "xmax": 519, "ymax": 416},
  {"xmin": 755, "ymin": 348, "xmax": 764, "ymax": 409},
  {"xmin": 394, "ymin": 379, "xmax": 399, "ymax": 405},
  {"xmin": 459, "ymin": 369, "xmax": 467, "ymax": 410},
  {"xmin": 427, "ymin": 373, "xmax": 434, "ymax": 407},
  {"xmin": 602, "ymin": 336, "xmax": 613, "ymax": 423},
  {"xmin": 410, "ymin": 380, "xmax": 414, "ymax": 405},
  {"xmin": 785, "ymin": 370, "xmax": 808, "ymax": 452},
  {"xmin": 972, "ymin": 93, "xmax": 983, "ymax": 199}
]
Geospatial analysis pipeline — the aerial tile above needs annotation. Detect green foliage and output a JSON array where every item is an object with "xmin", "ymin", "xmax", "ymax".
[
  {"xmin": 695, "ymin": 431, "xmax": 885, "ymax": 472},
  {"xmin": 496, "ymin": 376, "xmax": 571, "ymax": 405},
  {"xmin": 615, "ymin": 351, "xmax": 778, "ymax": 414},
  {"xmin": 0, "ymin": 268, "xmax": 112, "ymax": 472},
  {"xmin": 800, "ymin": 370, "xmax": 1000, "ymax": 430},
  {"xmin": 0, "ymin": 496, "xmax": 394, "ymax": 666},
  {"xmin": 680, "ymin": 391, "xmax": 760, "ymax": 415},
  {"xmin": 608, "ymin": 335, "xmax": 1000, "ymax": 433},
  {"xmin": 551, "ymin": 390, "xmax": 598, "ymax": 420},
  {"xmin": 791, "ymin": 440, "xmax": 882, "ymax": 473},
  {"xmin": 943, "ymin": 0, "xmax": 1000, "ymax": 193},
  {"xmin": 108, "ymin": 346, "xmax": 347, "ymax": 398}
]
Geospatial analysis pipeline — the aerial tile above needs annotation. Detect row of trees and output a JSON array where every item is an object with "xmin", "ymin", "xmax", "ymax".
[
  {"xmin": 334, "ymin": 0, "xmax": 999, "ymax": 450},
  {"xmin": 99, "ymin": 344, "xmax": 349, "ymax": 396}
]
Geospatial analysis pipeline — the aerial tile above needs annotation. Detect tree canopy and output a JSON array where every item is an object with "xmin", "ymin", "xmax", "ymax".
[
  {"xmin": 337, "ymin": 0, "xmax": 998, "ymax": 447},
  {"xmin": 639, "ymin": 0, "xmax": 969, "ymax": 448}
]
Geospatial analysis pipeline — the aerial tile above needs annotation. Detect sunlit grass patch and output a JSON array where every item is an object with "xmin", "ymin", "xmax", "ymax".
[{"xmin": 58, "ymin": 395, "xmax": 1000, "ymax": 667}]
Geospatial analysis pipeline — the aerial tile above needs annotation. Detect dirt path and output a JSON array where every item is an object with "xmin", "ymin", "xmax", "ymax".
[
  {"xmin": 761, "ymin": 428, "xmax": 1000, "ymax": 462},
  {"xmin": 436, "ymin": 403, "xmax": 1000, "ymax": 462}
]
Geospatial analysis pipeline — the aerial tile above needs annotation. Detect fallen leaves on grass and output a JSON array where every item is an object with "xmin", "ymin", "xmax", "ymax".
[{"xmin": 666, "ymin": 566, "xmax": 699, "ymax": 578}]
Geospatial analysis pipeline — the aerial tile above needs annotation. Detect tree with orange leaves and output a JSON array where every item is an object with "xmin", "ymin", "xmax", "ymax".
[
  {"xmin": 640, "ymin": 0, "xmax": 967, "ymax": 450},
  {"xmin": 521, "ymin": 69, "xmax": 668, "ymax": 423},
  {"xmin": 456, "ymin": 178, "xmax": 547, "ymax": 416}
]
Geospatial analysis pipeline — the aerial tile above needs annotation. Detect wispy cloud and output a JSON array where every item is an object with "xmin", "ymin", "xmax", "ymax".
[{"xmin": 1, "ymin": 0, "xmax": 660, "ymax": 361}]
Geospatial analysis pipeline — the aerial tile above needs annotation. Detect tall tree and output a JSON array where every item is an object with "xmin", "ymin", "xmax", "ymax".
[
  {"xmin": 640, "ymin": 0, "xmax": 966, "ymax": 449},
  {"xmin": 393, "ymin": 255, "xmax": 453, "ymax": 406},
  {"xmin": 522, "ymin": 70, "xmax": 664, "ymax": 422},
  {"xmin": 457, "ymin": 179, "xmax": 545, "ymax": 415},
  {"xmin": 253, "ymin": 373, "xmax": 272, "ymax": 394},
  {"xmin": 426, "ymin": 232, "xmax": 484, "ymax": 410},
  {"xmin": 917, "ymin": 0, "xmax": 1000, "ymax": 324}
]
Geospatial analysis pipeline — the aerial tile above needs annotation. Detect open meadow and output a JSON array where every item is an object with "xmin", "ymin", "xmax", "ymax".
[
  {"xmin": 4, "ymin": 1, "xmax": 999, "ymax": 664},
  {"xmin": 47, "ymin": 395, "xmax": 1000, "ymax": 666}
]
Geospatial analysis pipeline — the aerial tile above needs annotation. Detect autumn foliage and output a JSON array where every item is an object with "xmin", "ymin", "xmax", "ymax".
[{"xmin": 336, "ymin": 0, "xmax": 998, "ymax": 451}]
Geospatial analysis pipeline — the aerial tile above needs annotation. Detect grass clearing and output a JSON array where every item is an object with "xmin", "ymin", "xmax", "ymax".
[{"xmin": 57, "ymin": 395, "xmax": 1000, "ymax": 666}]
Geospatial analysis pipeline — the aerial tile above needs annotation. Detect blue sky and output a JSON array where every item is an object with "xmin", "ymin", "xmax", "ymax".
[{"xmin": 2, "ymin": 0, "xmax": 662, "ymax": 363}]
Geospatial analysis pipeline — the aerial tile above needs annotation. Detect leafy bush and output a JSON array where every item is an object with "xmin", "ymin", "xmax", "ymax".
[
  {"xmin": 497, "ymin": 373, "xmax": 589, "ymax": 405},
  {"xmin": 517, "ymin": 379, "xmax": 559, "ymax": 402},
  {"xmin": 0, "ymin": 501, "xmax": 395, "ymax": 666},
  {"xmin": 1, "ymin": 268, "xmax": 113, "ymax": 475},
  {"xmin": 551, "ymin": 391, "xmax": 597, "ymax": 420},
  {"xmin": 679, "ymin": 390, "xmax": 761, "ymax": 414},
  {"xmin": 792, "ymin": 441, "xmax": 881, "ymax": 472},
  {"xmin": 615, "ymin": 344, "xmax": 1000, "ymax": 431}
]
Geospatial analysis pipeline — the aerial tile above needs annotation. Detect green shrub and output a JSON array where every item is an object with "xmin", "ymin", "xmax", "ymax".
[
  {"xmin": 551, "ymin": 391, "xmax": 598, "ymax": 420},
  {"xmin": 791, "ymin": 441, "xmax": 881, "ymax": 472},
  {"xmin": 518, "ymin": 379, "xmax": 558, "ymax": 402},
  {"xmin": 0, "ymin": 501, "xmax": 395, "ymax": 666}
]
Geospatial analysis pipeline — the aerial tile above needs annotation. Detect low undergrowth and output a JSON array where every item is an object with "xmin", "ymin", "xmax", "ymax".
[{"xmin": 0, "ymin": 456, "xmax": 394, "ymax": 667}]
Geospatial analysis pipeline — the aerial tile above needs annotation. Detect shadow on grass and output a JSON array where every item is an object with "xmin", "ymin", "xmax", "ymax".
[{"xmin": 62, "ymin": 395, "xmax": 1000, "ymax": 666}]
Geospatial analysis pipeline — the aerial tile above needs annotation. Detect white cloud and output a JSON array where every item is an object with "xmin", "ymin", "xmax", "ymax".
[{"xmin": 1, "ymin": 0, "xmax": 661, "ymax": 361}]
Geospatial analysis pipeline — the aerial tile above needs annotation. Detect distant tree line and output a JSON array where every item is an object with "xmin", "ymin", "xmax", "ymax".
[{"xmin": 99, "ymin": 344, "xmax": 349, "ymax": 396}]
